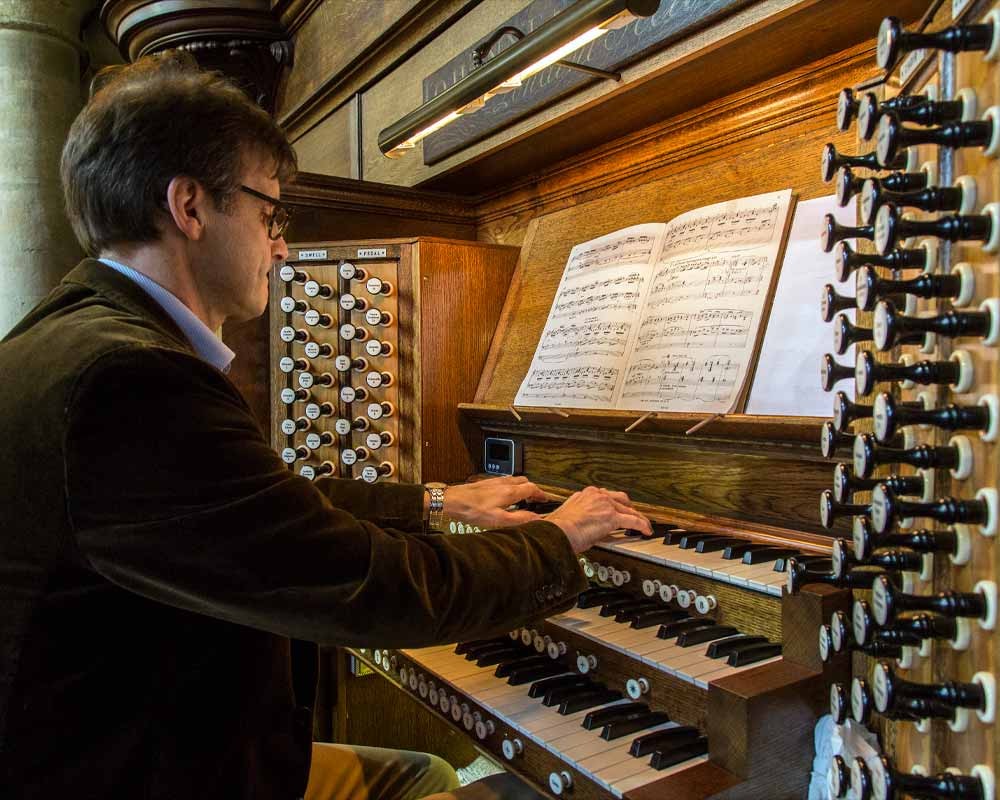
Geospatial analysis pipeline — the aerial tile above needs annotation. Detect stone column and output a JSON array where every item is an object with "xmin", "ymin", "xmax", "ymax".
[{"xmin": 0, "ymin": 1, "xmax": 92, "ymax": 336}]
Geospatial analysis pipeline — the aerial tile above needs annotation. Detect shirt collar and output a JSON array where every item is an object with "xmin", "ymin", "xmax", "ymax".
[{"xmin": 97, "ymin": 258, "xmax": 235, "ymax": 373}]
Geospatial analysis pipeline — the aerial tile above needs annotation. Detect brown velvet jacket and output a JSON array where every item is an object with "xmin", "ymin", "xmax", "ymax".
[{"xmin": 0, "ymin": 260, "xmax": 586, "ymax": 799}]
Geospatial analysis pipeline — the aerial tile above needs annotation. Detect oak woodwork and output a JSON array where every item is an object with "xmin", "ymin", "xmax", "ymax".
[
  {"xmin": 707, "ymin": 660, "xmax": 828, "ymax": 798},
  {"xmin": 471, "ymin": 424, "xmax": 845, "ymax": 536}
]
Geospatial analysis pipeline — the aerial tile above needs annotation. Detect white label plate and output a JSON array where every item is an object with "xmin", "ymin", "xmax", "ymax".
[{"xmin": 357, "ymin": 248, "xmax": 387, "ymax": 258}]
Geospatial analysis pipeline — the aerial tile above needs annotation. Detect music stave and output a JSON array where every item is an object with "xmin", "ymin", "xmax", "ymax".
[
  {"xmin": 622, "ymin": 354, "xmax": 741, "ymax": 403},
  {"xmin": 660, "ymin": 202, "xmax": 780, "ymax": 255}
]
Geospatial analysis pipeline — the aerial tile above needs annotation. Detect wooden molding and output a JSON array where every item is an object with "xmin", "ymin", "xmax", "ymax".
[{"xmin": 284, "ymin": 172, "xmax": 475, "ymax": 226}]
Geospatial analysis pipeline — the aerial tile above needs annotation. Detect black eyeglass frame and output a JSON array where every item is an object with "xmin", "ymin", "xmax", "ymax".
[{"xmin": 240, "ymin": 184, "xmax": 291, "ymax": 240}]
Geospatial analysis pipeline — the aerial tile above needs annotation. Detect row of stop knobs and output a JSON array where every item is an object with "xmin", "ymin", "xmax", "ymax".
[
  {"xmin": 580, "ymin": 557, "xmax": 718, "ymax": 614},
  {"xmin": 363, "ymin": 648, "xmax": 498, "ymax": 743}
]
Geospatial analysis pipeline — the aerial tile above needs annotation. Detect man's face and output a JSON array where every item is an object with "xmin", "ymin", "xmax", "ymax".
[{"xmin": 200, "ymin": 155, "xmax": 288, "ymax": 325}]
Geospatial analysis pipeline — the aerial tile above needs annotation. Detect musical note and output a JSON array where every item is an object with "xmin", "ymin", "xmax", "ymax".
[
  {"xmin": 634, "ymin": 308, "xmax": 753, "ymax": 351},
  {"xmin": 538, "ymin": 321, "xmax": 632, "ymax": 362},
  {"xmin": 660, "ymin": 201, "xmax": 781, "ymax": 257},
  {"xmin": 566, "ymin": 235, "xmax": 657, "ymax": 274},
  {"xmin": 646, "ymin": 255, "xmax": 769, "ymax": 306},
  {"xmin": 520, "ymin": 365, "xmax": 620, "ymax": 403},
  {"xmin": 621, "ymin": 354, "xmax": 741, "ymax": 404}
]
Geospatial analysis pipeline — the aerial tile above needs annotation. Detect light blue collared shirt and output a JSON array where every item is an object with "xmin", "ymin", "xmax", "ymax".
[{"xmin": 98, "ymin": 258, "xmax": 235, "ymax": 373}]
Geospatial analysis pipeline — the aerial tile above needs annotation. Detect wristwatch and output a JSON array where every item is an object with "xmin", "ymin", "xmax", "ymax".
[{"xmin": 424, "ymin": 482, "xmax": 446, "ymax": 530}]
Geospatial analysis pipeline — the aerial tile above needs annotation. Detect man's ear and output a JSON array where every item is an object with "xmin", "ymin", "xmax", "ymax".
[{"xmin": 164, "ymin": 176, "xmax": 208, "ymax": 241}]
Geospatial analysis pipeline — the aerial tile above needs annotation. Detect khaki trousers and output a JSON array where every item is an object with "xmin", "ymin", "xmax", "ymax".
[{"xmin": 305, "ymin": 743, "xmax": 546, "ymax": 800}]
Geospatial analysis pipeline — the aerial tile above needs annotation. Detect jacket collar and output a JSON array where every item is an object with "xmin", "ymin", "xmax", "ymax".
[{"xmin": 61, "ymin": 258, "xmax": 196, "ymax": 355}]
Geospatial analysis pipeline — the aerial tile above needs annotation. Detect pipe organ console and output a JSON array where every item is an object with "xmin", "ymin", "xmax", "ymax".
[
  {"xmin": 799, "ymin": 3, "xmax": 1000, "ymax": 797},
  {"xmin": 264, "ymin": 4, "xmax": 1000, "ymax": 799}
]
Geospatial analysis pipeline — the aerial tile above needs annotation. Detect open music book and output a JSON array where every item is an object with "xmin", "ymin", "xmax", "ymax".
[{"xmin": 514, "ymin": 189, "xmax": 795, "ymax": 414}]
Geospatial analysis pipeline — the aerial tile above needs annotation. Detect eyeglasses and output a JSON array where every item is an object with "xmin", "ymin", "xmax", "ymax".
[{"xmin": 240, "ymin": 185, "xmax": 291, "ymax": 240}]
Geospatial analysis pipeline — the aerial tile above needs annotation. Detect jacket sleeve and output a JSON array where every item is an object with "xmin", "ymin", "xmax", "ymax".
[
  {"xmin": 311, "ymin": 476, "xmax": 426, "ymax": 533},
  {"xmin": 63, "ymin": 345, "xmax": 586, "ymax": 646}
]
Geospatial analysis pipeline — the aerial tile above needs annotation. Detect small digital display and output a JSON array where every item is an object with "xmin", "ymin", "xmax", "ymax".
[
  {"xmin": 487, "ymin": 441, "xmax": 510, "ymax": 461},
  {"xmin": 484, "ymin": 437, "xmax": 521, "ymax": 476}
]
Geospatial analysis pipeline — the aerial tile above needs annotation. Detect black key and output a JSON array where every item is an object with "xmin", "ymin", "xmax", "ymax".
[
  {"xmin": 559, "ymin": 688, "xmax": 623, "ymax": 715},
  {"xmin": 465, "ymin": 639, "xmax": 525, "ymax": 657},
  {"xmin": 495, "ymin": 655, "xmax": 549, "ymax": 678},
  {"xmin": 722, "ymin": 541, "xmax": 763, "ymax": 559},
  {"xmin": 577, "ymin": 587, "xmax": 625, "ymax": 608},
  {"xmin": 652, "ymin": 522, "xmax": 680, "ymax": 534},
  {"xmin": 630, "ymin": 725, "xmax": 701, "ymax": 757},
  {"xmin": 705, "ymin": 635, "xmax": 767, "ymax": 659},
  {"xmin": 742, "ymin": 547, "xmax": 801, "ymax": 565},
  {"xmin": 773, "ymin": 555, "xmax": 831, "ymax": 572},
  {"xmin": 603, "ymin": 710, "xmax": 672, "ymax": 740},
  {"xmin": 657, "ymin": 618, "xmax": 707, "ymax": 639},
  {"xmin": 631, "ymin": 608, "xmax": 689, "ymax": 629},
  {"xmin": 528, "ymin": 674, "xmax": 588, "ymax": 699},
  {"xmin": 651, "ymin": 735, "xmax": 709, "ymax": 769},
  {"xmin": 662, "ymin": 530, "xmax": 705, "ymax": 545},
  {"xmin": 583, "ymin": 701, "xmax": 649, "ymax": 730},
  {"xmin": 728, "ymin": 642, "xmax": 782, "ymax": 666},
  {"xmin": 476, "ymin": 645, "xmax": 526, "ymax": 667},
  {"xmin": 507, "ymin": 661, "xmax": 569, "ymax": 686},
  {"xmin": 600, "ymin": 597, "xmax": 645, "ymax": 617},
  {"xmin": 544, "ymin": 683, "xmax": 600, "ymax": 707},
  {"xmin": 695, "ymin": 537, "xmax": 747, "ymax": 553},
  {"xmin": 614, "ymin": 602, "xmax": 663, "ymax": 623},
  {"xmin": 679, "ymin": 533, "xmax": 725, "ymax": 549},
  {"xmin": 455, "ymin": 637, "xmax": 507, "ymax": 655},
  {"xmin": 676, "ymin": 625, "xmax": 739, "ymax": 647}
]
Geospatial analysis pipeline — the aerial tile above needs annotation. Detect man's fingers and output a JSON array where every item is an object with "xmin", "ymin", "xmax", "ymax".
[
  {"xmin": 506, "ymin": 481, "xmax": 548, "ymax": 503},
  {"xmin": 616, "ymin": 511, "xmax": 653, "ymax": 536},
  {"xmin": 599, "ymin": 488, "xmax": 632, "ymax": 504}
]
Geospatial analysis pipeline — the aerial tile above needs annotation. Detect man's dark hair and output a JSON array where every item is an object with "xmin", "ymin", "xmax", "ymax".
[{"xmin": 61, "ymin": 51, "xmax": 297, "ymax": 255}]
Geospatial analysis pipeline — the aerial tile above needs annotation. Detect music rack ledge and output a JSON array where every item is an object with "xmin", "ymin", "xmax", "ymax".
[{"xmin": 458, "ymin": 403, "xmax": 822, "ymax": 445}]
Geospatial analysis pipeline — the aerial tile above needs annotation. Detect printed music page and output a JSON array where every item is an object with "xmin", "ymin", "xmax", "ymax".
[
  {"xmin": 514, "ymin": 223, "xmax": 665, "ymax": 408},
  {"xmin": 514, "ymin": 190, "xmax": 793, "ymax": 413},
  {"xmin": 620, "ymin": 189, "xmax": 794, "ymax": 413}
]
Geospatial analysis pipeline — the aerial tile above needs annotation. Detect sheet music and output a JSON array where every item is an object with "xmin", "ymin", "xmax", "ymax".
[
  {"xmin": 619, "ymin": 190, "xmax": 793, "ymax": 413},
  {"xmin": 746, "ymin": 195, "xmax": 855, "ymax": 416},
  {"xmin": 514, "ymin": 224, "xmax": 663, "ymax": 408},
  {"xmin": 514, "ymin": 190, "xmax": 794, "ymax": 413}
]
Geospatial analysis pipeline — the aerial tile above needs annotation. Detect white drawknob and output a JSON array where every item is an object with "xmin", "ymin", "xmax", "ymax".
[
  {"xmin": 642, "ymin": 578, "xmax": 656, "ymax": 597},
  {"xmin": 596, "ymin": 564, "xmax": 610, "ymax": 582},
  {"xmin": 677, "ymin": 589, "xmax": 697, "ymax": 608},
  {"xmin": 576, "ymin": 653, "xmax": 598, "ymax": 674},
  {"xmin": 547, "ymin": 640, "xmax": 567, "ymax": 660},
  {"xmin": 695, "ymin": 594, "xmax": 718, "ymax": 614},
  {"xmin": 502, "ymin": 738, "xmax": 523, "ymax": 760},
  {"xmin": 626, "ymin": 677, "xmax": 650, "ymax": 700},
  {"xmin": 549, "ymin": 770, "xmax": 573, "ymax": 795}
]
